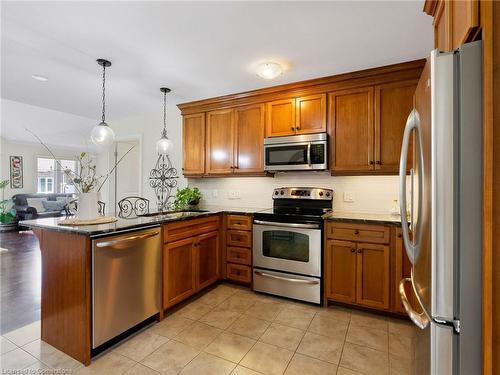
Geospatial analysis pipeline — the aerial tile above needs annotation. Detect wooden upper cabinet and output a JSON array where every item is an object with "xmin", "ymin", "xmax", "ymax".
[
  {"xmin": 196, "ymin": 231, "xmax": 220, "ymax": 290},
  {"xmin": 206, "ymin": 109, "xmax": 235, "ymax": 174},
  {"xmin": 295, "ymin": 94, "xmax": 327, "ymax": 134},
  {"xmin": 182, "ymin": 113, "xmax": 205, "ymax": 176},
  {"xmin": 234, "ymin": 104, "xmax": 265, "ymax": 174},
  {"xmin": 266, "ymin": 98, "xmax": 296, "ymax": 137},
  {"xmin": 329, "ymin": 87, "xmax": 374, "ymax": 172},
  {"xmin": 325, "ymin": 240, "xmax": 357, "ymax": 304},
  {"xmin": 429, "ymin": 0, "xmax": 479, "ymax": 52},
  {"xmin": 356, "ymin": 242, "xmax": 390, "ymax": 310},
  {"xmin": 375, "ymin": 80, "xmax": 417, "ymax": 173}
]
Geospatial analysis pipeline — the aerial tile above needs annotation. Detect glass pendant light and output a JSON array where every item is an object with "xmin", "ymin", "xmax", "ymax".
[
  {"xmin": 90, "ymin": 59, "xmax": 115, "ymax": 147},
  {"xmin": 156, "ymin": 87, "xmax": 173, "ymax": 155}
]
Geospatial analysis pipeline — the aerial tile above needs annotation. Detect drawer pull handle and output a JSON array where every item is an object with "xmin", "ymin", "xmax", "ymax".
[{"xmin": 354, "ymin": 230, "xmax": 360, "ymax": 235}]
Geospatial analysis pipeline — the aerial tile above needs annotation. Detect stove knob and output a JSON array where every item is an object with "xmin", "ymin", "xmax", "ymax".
[
  {"xmin": 326, "ymin": 192, "xmax": 331, "ymax": 197},
  {"xmin": 319, "ymin": 191, "xmax": 324, "ymax": 197},
  {"xmin": 274, "ymin": 191, "xmax": 279, "ymax": 196},
  {"xmin": 280, "ymin": 190, "xmax": 284, "ymax": 195}
]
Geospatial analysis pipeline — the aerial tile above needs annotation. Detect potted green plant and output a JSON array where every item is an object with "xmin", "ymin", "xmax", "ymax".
[
  {"xmin": 174, "ymin": 187, "xmax": 202, "ymax": 210},
  {"xmin": 0, "ymin": 180, "xmax": 17, "ymax": 232}
]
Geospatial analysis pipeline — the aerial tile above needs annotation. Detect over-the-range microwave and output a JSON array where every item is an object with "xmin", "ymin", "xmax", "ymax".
[{"xmin": 263, "ymin": 133, "xmax": 328, "ymax": 171}]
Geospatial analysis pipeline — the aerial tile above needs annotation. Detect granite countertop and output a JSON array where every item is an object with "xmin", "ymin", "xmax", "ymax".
[
  {"xmin": 323, "ymin": 210, "xmax": 402, "ymax": 225},
  {"xmin": 20, "ymin": 206, "xmax": 269, "ymax": 236}
]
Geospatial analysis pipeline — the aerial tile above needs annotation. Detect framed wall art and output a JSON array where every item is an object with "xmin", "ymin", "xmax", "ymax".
[{"xmin": 10, "ymin": 156, "xmax": 23, "ymax": 189}]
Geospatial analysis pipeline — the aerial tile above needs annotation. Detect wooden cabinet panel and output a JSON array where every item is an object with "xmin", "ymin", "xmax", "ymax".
[
  {"xmin": 325, "ymin": 240, "xmax": 357, "ymax": 304},
  {"xmin": 226, "ymin": 215, "xmax": 252, "ymax": 231},
  {"xmin": 234, "ymin": 104, "xmax": 265, "ymax": 174},
  {"xmin": 266, "ymin": 98, "xmax": 296, "ymax": 137},
  {"xmin": 434, "ymin": 0, "xmax": 449, "ymax": 51},
  {"xmin": 227, "ymin": 247, "xmax": 251, "ymax": 266},
  {"xmin": 295, "ymin": 94, "xmax": 326, "ymax": 134},
  {"xmin": 375, "ymin": 80, "xmax": 417, "ymax": 173},
  {"xmin": 226, "ymin": 263, "xmax": 252, "ymax": 283},
  {"xmin": 226, "ymin": 230, "xmax": 251, "ymax": 248},
  {"xmin": 164, "ymin": 238, "xmax": 196, "ymax": 308},
  {"xmin": 206, "ymin": 109, "xmax": 235, "ymax": 174},
  {"xmin": 393, "ymin": 227, "xmax": 415, "ymax": 314},
  {"xmin": 196, "ymin": 231, "xmax": 220, "ymax": 290},
  {"xmin": 164, "ymin": 216, "xmax": 219, "ymax": 243},
  {"xmin": 450, "ymin": 0, "xmax": 478, "ymax": 49},
  {"xmin": 356, "ymin": 242, "xmax": 390, "ymax": 310},
  {"xmin": 182, "ymin": 113, "xmax": 205, "ymax": 176},
  {"xmin": 326, "ymin": 222, "xmax": 390, "ymax": 244},
  {"xmin": 329, "ymin": 87, "xmax": 374, "ymax": 172}
]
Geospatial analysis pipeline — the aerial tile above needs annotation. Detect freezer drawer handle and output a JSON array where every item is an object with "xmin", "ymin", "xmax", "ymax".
[
  {"xmin": 253, "ymin": 220, "xmax": 320, "ymax": 229},
  {"xmin": 399, "ymin": 278, "xmax": 429, "ymax": 329},
  {"xmin": 96, "ymin": 231, "xmax": 160, "ymax": 248},
  {"xmin": 255, "ymin": 271, "xmax": 319, "ymax": 285}
]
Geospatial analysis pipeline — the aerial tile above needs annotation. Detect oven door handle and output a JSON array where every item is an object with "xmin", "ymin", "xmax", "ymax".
[
  {"xmin": 255, "ymin": 271, "xmax": 319, "ymax": 285},
  {"xmin": 253, "ymin": 220, "xmax": 320, "ymax": 229}
]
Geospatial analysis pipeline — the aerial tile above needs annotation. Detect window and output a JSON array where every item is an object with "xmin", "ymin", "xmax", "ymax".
[{"xmin": 37, "ymin": 157, "xmax": 78, "ymax": 194}]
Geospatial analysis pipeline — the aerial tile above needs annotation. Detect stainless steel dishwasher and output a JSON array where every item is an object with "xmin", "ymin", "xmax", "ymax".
[{"xmin": 92, "ymin": 227, "xmax": 161, "ymax": 348}]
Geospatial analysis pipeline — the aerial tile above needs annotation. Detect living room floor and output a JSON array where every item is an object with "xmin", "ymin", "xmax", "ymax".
[
  {"xmin": 1, "ymin": 283, "xmax": 415, "ymax": 375},
  {"xmin": 0, "ymin": 230, "xmax": 41, "ymax": 334}
]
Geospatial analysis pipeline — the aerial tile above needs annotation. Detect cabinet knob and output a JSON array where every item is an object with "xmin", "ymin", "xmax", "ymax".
[
  {"xmin": 357, "ymin": 249, "xmax": 363, "ymax": 254},
  {"xmin": 350, "ymin": 248, "xmax": 356, "ymax": 253},
  {"xmin": 369, "ymin": 161, "xmax": 374, "ymax": 165},
  {"xmin": 375, "ymin": 161, "xmax": 381, "ymax": 165},
  {"xmin": 291, "ymin": 126, "xmax": 295, "ymax": 131},
  {"xmin": 354, "ymin": 230, "xmax": 359, "ymax": 235},
  {"xmin": 398, "ymin": 233, "xmax": 402, "ymax": 238}
]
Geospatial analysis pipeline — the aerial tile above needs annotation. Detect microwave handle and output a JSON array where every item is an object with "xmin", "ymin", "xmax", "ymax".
[{"xmin": 307, "ymin": 143, "xmax": 312, "ymax": 166}]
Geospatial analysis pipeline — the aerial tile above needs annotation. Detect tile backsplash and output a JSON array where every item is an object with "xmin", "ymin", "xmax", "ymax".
[{"xmin": 189, "ymin": 172, "xmax": 405, "ymax": 214}]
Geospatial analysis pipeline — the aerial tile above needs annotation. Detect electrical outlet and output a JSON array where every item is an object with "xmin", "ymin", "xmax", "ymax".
[{"xmin": 343, "ymin": 191, "xmax": 355, "ymax": 203}]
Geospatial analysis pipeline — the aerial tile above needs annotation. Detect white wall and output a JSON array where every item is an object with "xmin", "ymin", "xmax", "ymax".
[
  {"xmin": 0, "ymin": 137, "xmax": 85, "ymax": 199},
  {"xmin": 190, "ymin": 173, "xmax": 402, "ymax": 214}
]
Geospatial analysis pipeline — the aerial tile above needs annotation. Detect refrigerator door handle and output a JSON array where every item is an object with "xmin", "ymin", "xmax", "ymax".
[
  {"xmin": 399, "ymin": 108, "xmax": 424, "ymax": 264},
  {"xmin": 399, "ymin": 277, "xmax": 430, "ymax": 329}
]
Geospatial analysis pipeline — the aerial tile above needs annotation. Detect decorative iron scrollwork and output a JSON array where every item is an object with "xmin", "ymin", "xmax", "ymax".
[
  {"xmin": 149, "ymin": 154, "xmax": 178, "ymax": 212},
  {"xmin": 117, "ymin": 197, "xmax": 150, "ymax": 218}
]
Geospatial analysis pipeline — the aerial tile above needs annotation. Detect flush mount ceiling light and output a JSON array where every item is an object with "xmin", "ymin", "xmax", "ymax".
[
  {"xmin": 90, "ymin": 58, "xmax": 115, "ymax": 147},
  {"xmin": 31, "ymin": 74, "xmax": 48, "ymax": 82},
  {"xmin": 256, "ymin": 61, "xmax": 283, "ymax": 80},
  {"xmin": 156, "ymin": 87, "xmax": 173, "ymax": 155}
]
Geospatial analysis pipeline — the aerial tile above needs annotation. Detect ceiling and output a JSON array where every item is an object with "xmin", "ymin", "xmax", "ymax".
[{"xmin": 1, "ymin": 1, "xmax": 432, "ymax": 122}]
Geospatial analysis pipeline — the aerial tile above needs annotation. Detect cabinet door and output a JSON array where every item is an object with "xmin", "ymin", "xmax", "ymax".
[
  {"xmin": 196, "ymin": 231, "xmax": 220, "ymax": 290},
  {"xmin": 393, "ymin": 227, "xmax": 417, "ymax": 313},
  {"xmin": 164, "ymin": 238, "xmax": 196, "ymax": 308},
  {"xmin": 206, "ymin": 109, "xmax": 235, "ymax": 174},
  {"xmin": 234, "ymin": 104, "xmax": 265, "ymax": 174},
  {"xmin": 325, "ymin": 240, "xmax": 357, "ymax": 304},
  {"xmin": 450, "ymin": 0, "xmax": 478, "ymax": 50},
  {"xmin": 329, "ymin": 87, "xmax": 374, "ymax": 172},
  {"xmin": 434, "ymin": 0, "xmax": 449, "ymax": 51},
  {"xmin": 374, "ymin": 80, "xmax": 417, "ymax": 173},
  {"xmin": 266, "ymin": 98, "xmax": 296, "ymax": 137},
  {"xmin": 182, "ymin": 113, "xmax": 205, "ymax": 176},
  {"xmin": 356, "ymin": 242, "xmax": 390, "ymax": 310},
  {"xmin": 295, "ymin": 94, "xmax": 326, "ymax": 134}
]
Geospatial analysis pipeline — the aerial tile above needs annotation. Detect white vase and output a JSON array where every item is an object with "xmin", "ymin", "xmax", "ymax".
[{"xmin": 77, "ymin": 192, "xmax": 100, "ymax": 221}]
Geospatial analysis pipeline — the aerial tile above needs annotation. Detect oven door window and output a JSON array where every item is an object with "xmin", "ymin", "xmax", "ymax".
[
  {"xmin": 265, "ymin": 145, "xmax": 308, "ymax": 166},
  {"xmin": 262, "ymin": 230, "xmax": 309, "ymax": 262}
]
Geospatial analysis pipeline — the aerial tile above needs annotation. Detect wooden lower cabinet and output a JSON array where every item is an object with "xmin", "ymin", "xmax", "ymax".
[
  {"xmin": 325, "ymin": 240, "xmax": 357, "ymax": 304},
  {"xmin": 163, "ymin": 237, "xmax": 197, "ymax": 308},
  {"xmin": 196, "ymin": 231, "xmax": 220, "ymax": 290},
  {"xmin": 163, "ymin": 218, "xmax": 221, "ymax": 309},
  {"xmin": 225, "ymin": 214, "xmax": 252, "ymax": 285},
  {"xmin": 356, "ymin": 242, "xmax": 390, "ymax": 310}
]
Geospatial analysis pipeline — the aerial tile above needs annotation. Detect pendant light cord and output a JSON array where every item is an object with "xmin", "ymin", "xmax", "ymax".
[
  {"xmin": 101, "ymin": 64, "xmax": 106, "ymax": 123},
  {"xmin": 162, "ymin": 90, "xmax": 167, "ymax": 137}
]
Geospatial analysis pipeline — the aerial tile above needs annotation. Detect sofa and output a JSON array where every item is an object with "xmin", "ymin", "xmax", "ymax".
[{"xmin": 12, "ymin": 193, "xmax": 75, "ymax": 221}]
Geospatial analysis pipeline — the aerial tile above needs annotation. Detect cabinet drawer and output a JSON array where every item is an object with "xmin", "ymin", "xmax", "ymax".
[
  {"xmin": 164, "ymin": 216, "xmax": 220, "ymax": 243},
  {"xmin": 326, "ymin": 222, "xmax": 390, "ymax": 244},
  {"xmin": 227, "ymin": 246, "xmax": 251, "ymax": 265},
  {"xmin": 226, "ymin": 230, "xmax": 252, "ymax": 248},
  {"xmin": 227, "ymin": 263, "xmax": 252, "ymax": 283},
  {"xmin": 226, "ymin": 215, "xmax": 252, "ymax": 231}
]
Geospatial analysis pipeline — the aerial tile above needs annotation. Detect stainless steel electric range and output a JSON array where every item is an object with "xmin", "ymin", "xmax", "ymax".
[{"xmin": 252, "ymin": 187, "xmax": 333, "ymax": 304}]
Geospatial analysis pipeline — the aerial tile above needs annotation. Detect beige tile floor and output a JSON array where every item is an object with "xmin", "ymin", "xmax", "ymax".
[{"xmin": 0, "ymin": 283, "xmax": 416, "ymax": 375}]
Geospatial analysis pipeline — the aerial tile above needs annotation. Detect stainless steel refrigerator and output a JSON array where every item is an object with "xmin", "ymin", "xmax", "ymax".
[{"xmin": 398, "ymin": 40, "xmax": 482, "ymax": 375}]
